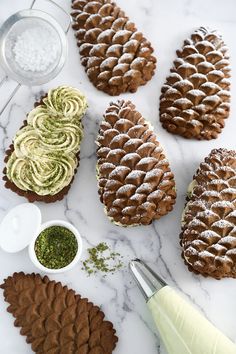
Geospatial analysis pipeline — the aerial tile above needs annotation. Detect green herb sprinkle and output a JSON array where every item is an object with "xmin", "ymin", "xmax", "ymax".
[
  {"xmin": 35, "ymin": 226, "xmax": 78, "ymax": 269},
  {"xmin": 82, "ymin": 242, "xmax": 123, "ymax": 276}
]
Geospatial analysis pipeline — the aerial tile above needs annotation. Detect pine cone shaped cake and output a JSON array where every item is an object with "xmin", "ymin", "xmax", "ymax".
[
  {"xmin": 3, "ymin": 86, "xmax": 87, "ymax": 203},
  {"xmin": 1, "ymin": 273, "xmax": 118, "ymax": 353},
  {"xmin": 71, "ymin": 0, "xmax": 156, "ymax": 96},
  {"xmin": 160, "ymin": 27, "xmax": 231, "ymax": 140},
  {"xmin": 181, "ymin": 149, "xmax": 236, "ymax": 279},
  {"xmin": 96, "ymin": 100, "xmax": 176, "ymax": 226}
]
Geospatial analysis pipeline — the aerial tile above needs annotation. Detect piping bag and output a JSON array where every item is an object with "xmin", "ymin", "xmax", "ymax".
[{"xmin": 129, "ymin": 259, "xmax": 236, "ymax": 354}]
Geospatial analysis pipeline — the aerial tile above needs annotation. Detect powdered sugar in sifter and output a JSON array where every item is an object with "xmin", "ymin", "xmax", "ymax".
[{"xmin": 0, "ymin": 0, "xmax": 71, "ymax": 115}]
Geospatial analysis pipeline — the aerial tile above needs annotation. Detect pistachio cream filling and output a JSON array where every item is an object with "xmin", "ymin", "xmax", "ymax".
[
  {"xmin": 181, "ymin": 179, "xmax": 198, "ymax": 227},
  {"xmin": 181, "ymin": 179, "xmax": 199, "ymax": 264},
  {"xmin": 6, "ymin": 86, "xmax": 87, "ymax": 196}
]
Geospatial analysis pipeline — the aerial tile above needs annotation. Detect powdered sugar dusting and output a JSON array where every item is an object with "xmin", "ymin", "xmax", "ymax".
[
  {"xmin": 212, "ymin": 220, "xmax": 234, "ymax": 228},
  {"xmin": 181, "ymin": 149, "xmax": 236, "ymax": 276},
  {"xmin": 200, "ymin": 230, "xmax": 220, "ymax": 239},
  {"xmin": 212, "ymin": 200, "xmax": 234, "ymax": 208}
]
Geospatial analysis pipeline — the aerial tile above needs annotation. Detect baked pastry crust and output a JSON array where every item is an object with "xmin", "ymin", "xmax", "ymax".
[
  {"xmin": 71, "ymin": 0, "xmax": 156, "ymax": 95},
  {"xmin": 181, "ymin": 148, "xmax": 236, "ymax": 279},
  {"xmin": 160, "ymin": 27, "xmax": 230, "ymax": 140},
  {"xmin": 97, "ymin": 100, "xmax": 176, "ymax": 226}
]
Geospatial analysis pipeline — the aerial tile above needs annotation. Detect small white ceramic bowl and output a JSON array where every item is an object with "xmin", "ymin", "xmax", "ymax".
[{"xmin": 29, "ymin": 220, "xmax": 82, "ymax": 274}]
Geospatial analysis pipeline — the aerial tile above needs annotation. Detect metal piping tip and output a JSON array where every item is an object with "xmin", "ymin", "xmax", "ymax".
[{"xmin": 129, "ymin": 259, "xmax": 167, "ymax": 301}]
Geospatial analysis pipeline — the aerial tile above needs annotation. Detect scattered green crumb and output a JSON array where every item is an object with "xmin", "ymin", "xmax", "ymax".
[{"xmin": 82, "ymin": 242, "xmax": 124, "ymax": 276}]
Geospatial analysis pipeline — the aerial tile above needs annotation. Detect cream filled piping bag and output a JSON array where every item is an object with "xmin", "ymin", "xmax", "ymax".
[{"xmin": 129, "ymin": 259, "xmax": 236, "ymax": 354}]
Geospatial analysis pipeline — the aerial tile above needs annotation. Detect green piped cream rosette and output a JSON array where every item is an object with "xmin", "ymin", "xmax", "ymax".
[{"xmin": 6, "ymin": 86, "xmax": 87, "ymax": 196}]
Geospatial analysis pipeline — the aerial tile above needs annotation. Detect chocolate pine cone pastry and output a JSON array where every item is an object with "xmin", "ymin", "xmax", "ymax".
[
  {"xmin": 1, "ymin": 272, "xmax": 118, "ymax": 354},
  {"xmin": 71, "ymin": 0, "xmax": 156, "ymax": 96},
  {"xmin": 96, "ymin": 100, "xmax": 176, "ymax": 226},
  {"xmin": 181, "ymin": 149, "xmax": 236, "ymax": 279},
  {"xmin": 160, "ymin": 27, "xmax": 231, "ymax": 140}
]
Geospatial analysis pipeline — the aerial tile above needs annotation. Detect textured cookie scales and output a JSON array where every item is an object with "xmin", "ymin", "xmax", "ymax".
[
  {"xmin": 96, "ymin": 100, "xmax": 176, "ymax": 226},
  {"xmin": 1, "ymin": 272, "xmax": 118, "ymax": 354},
  {"xmin": 3, "ymin": 86, "xmax": 86, "ymax": 203},
  {"xmin": 180, "ymin": 149, "xmax": 236, "ymax": 279},
  {"xmin": 71, "ymin": 0, "xmax": 156, "ymax": 95},
  {"xmin": 160, "ymin": 27, "xmax": 230, "ymax": 140}
]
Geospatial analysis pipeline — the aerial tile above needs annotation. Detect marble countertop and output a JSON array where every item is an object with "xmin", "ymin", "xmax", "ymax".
[{"xmin": 1, "ymin": 0, "xmax": 236, "ymax": 353}]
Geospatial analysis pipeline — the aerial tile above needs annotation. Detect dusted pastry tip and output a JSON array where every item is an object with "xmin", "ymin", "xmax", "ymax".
[
  {"xmin": 181, "ymin": 148, "xmax": 236, "ymax": 279},
  {"xmin": 3, "ymin": 86, "xmax": 87, "ymax": 203},
  {"xmin": 160, "ymin": 27, "xmax": 230, "ymax": 140},
  {"xmin": 1, "ymin": 272, "xmax": 118, "ymax": 353},
  {"xmin": 96, "ymin": 100, "xmax": 176, "ymax": 226},
  {"xmin": 130, "ymin": 260, "xmax": 236, "ymax": 354},
  {"xmin": 71, "ymin": 0, "xmax": 156, "ymax": 96}
]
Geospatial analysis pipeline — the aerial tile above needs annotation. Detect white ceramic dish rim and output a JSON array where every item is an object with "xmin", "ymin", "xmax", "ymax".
[{"xmin": 29, "ymin": 220, "xmax": 82, "ymax": 274}]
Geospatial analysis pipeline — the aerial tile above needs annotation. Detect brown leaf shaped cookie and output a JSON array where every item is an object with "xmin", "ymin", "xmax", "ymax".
[{"xmin": 1, "ymin": 272, "xmax": 118, "ymax": 353}]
